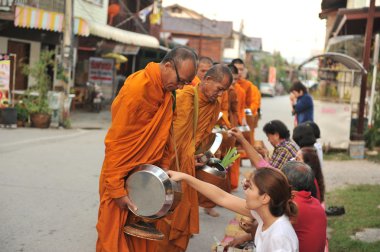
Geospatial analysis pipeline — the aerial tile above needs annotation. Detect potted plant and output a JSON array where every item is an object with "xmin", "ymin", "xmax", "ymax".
[
  {"xmin": 22, "ymin": 50, "xmax": 54, "ymax": 128},
  {"xmin": 14, "ymin": 101, "xmax": 29, "ymax": 127}
]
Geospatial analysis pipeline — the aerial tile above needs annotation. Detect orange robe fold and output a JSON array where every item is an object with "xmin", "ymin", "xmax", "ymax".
[
  {"xmin": 218, "ymin": 91, "xmax": 231, "ymax": 128},
  {"xmin": 155, "ymin": 85, "xmax": 220, "ymax": 252},
  {"xmin": 96, "ymin": 62, "xmax": 174, "ymax": 252},
  {"xmin": 251, "ymin": 84, "xmax": 261, "ymax": 115},
  {"xmin": 237, "ymin": 79, "xmax": 253, "ymax": 109},
  {"xmin": 190, "ymin": 75, "xmax": 201, "ymax": 87},
  {"xmin": 235, "ymin": 84, "xmax": 246, "ymax": 125},
  {"xmin": 228, "ymin": 87, "xmax": 239, "ymax": 128}
]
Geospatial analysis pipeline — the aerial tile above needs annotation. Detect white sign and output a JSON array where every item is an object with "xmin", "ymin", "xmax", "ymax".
[
  {"xmin": 89, "ymin": 57, "xmax": 114, "ymax": 85},
  {"xmin": 0, "ymin": 60, "xmax": 11, "ymax": 90}
]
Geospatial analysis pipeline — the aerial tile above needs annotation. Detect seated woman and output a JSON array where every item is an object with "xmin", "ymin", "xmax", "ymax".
[
  {"xmin": 295, "ymin": 147, "xmax": 325, "ymax": 204},
  {"xmin": 228, "ymin": 121, "xmax": 298, "ymax": 170},
  {"xmin": 167, "ymin": 167, "xmax": 299, "ymax": 252}
]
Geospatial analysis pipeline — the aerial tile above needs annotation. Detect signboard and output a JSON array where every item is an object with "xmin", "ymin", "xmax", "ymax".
[
  {"xmin": 89, "ymin": 57, "xmax": 114, "ymax": 85},
  {"xmin": 268, "ymin": 66, "xmax": 276, "ymax": 85},
  {"xmin": 314, "ymin": 100, "xmax": 351, "ymax": 149},
  {"xmin": 89, "ymin": 57, "xmax": 115, "ymax": 100},
  {"xmin": 0, "ymin": 60, "xmax": 10, "ymax": 90}
]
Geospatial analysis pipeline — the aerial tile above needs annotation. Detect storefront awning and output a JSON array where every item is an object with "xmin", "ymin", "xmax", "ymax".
[
  {"xmin": 88, "ymin": 22, "xmax": 159, "ymax": 49},
  {"xmin": 14, "ymin": 5, "xmax": 89, "ymax": 36}
]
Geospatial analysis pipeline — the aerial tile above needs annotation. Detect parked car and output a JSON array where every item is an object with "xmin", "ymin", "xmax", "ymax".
[{"xmin": 260, "ymin": 83, "xmax": 275, "ymax": 97}]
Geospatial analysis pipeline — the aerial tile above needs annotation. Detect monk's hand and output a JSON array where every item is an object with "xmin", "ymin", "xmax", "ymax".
[
  {"xmin": 194, "ymin": 153, "xmax": 206, "ymax": 167},
  {"xmin": 114, "ymin": 195, "xmax": 138, "ymax": 212},
  {"xmin": 229, "ymin": 128, "xmax": 244, "ymax": 142}
]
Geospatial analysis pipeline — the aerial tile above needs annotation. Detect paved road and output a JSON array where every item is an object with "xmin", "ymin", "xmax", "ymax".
[{"xmin": 1, "ymin": 96, "xmax": 379, "ymax": 252}]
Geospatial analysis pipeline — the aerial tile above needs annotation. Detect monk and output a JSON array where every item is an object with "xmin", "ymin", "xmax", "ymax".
[
  {"xmin": 190, "ymin": 56, "xmax": 213, "ymax": 87},
  {"xmin": 227, "ymin": 64, "xmax": 245, "ymax": 190},
  {"xmin": 154, "ymin": 64, "xmax": 233, "ymax": 252},
  {"xmin": 232, "ymin": 58, "xmax": 258, "ymax": 142},
  {"xmin": 96, "ymin": 46, "xmax": 198, "ymax": 252}
]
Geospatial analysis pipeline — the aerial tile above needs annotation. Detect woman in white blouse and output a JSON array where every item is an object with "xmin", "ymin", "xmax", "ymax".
[{"xmin": 168, "ymin": 167, "xmax": 299, "ymax": 251}]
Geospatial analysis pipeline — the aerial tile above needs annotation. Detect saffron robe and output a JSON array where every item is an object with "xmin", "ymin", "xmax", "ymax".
[
  {"xmin": 96, "ymin": 62, "xmax": 174, "ymax": 252},
  {"xmin": 218, "ymin": 91, "xmax": 231, "ymax": 128},
  {"xmin": 235, "ymin": 84, "xmax": 246, "ymax": 125},
  {"xmin": 190, "ymin": 75, "xmax": 201, "ymax": 87},
  {"xmin": 155, "ymin": 85, "xmax": 220, "ymax": 252}
]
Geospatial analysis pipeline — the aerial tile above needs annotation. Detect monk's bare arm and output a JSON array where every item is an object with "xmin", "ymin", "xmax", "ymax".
[{"xmin": 168, "ymin": 171, "xmax": 251, "ymax": 217}]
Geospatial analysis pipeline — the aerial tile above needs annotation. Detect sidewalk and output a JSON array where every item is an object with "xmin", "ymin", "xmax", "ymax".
[{"xmin": 70, "ymin": 108, "xmax": 111, "ymax": 130}]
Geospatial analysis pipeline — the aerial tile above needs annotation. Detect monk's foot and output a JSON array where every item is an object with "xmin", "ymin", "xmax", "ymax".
[{"xmin": 204, "ymin": 208, "xmax": 220, "ymax": 217}]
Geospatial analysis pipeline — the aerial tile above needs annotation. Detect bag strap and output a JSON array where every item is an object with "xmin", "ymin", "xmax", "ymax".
[
  {"xmin": 193, "ymin": 86, "xmax": 199, "ymax": 138},
  {"xmin": 170, "ymin": 123, "xmax": 180, "ymax": 172}
]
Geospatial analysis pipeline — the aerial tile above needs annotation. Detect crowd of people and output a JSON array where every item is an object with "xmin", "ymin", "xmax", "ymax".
[{"xmin": 95, "ymin": 46, "xmax": 327, "ymax": 252}]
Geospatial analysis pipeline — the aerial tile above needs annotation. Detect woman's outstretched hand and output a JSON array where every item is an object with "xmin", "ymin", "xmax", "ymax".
[
  {"xmin": 228, "ymin": 127, "xmax": 244, "ymax": 142},
  {"xmin": 167, "ymin": 170, "xmax": 187, "ymax": 182}
]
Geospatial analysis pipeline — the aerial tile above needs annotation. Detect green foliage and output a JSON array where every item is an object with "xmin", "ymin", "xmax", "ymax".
[
  {"xmin": 56, "ymin": 64, "xmax": 68, "ymax": 83},
  {"xmin": 14, "ymin": 101, "xmax": 29, "ymax": 121},
  {"xmin": 22, "ymin": 50, "xmax": 54, "ymax": 114},
  {"xmin": 220, "ymin": 147, "xmax": 240, "ymax": 168},
  {"xmin": 62, "ymin": 118, "xmax": 72, "ymax": 129},
  {"xmin": 327, "ymin": 185, "xmax": 380, "ymax": 251},
  {"xmin": 365, "ymin": 94, "xmax": 380, "ymax": 150}
]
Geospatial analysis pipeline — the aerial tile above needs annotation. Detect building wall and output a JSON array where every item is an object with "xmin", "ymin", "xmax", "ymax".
[
  {"xmin": 185, "ymin": 36, "xmax": 223, "ymax": 62},
  {"xmin": 74, "ymin": 0, "xmax": 109, "ymax": 25},
  {"xmin": 0, "ymin": 36, "xmax": 7, "ymax": 52},
  {"xmin": 224, "ymin": 33, "xmax": 240, "ymax": 62}
]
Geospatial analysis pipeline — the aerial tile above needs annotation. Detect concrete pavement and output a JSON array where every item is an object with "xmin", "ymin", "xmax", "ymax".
[{"xmin": 1, "ymin": 98, "xmax": 379, "ymax": 251}]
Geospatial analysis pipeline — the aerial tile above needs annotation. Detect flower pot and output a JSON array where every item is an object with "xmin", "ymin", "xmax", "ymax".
[
  {"xmin": 0, "ymin": 107, "xmax": 17, "ymax": 126},
  {"xmin": 17, "ymin": 120, "xmax": 27, "ymax": 127},
  {"xmin": 30, "ymin": 113, "xmax": 51, "ymax": 128}
]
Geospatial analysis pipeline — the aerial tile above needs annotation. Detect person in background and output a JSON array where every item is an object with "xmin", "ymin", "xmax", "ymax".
[
  {"xmin": 168, "ymin": 167, "xmax": 299, "ymax": 252},
  {"xmin": 226, "ymin": 64, "xmax": 242, "ymax": 191},
  {"xmin": 292, "ymin": 123, "xmax": 316, "ymax": 148},
  {"xmin": 303, "ymin": 121, "xmax": 323, "ymax": 166},
  {"xmin": 190, "ymin": 56, "xmax": 213, "ymax": 86},
  {"xmin": 295, "ymin": 147, "xmax": 325, "ymax": 204},
  {"xmin": 96, "ymin": 46, "xmax": 198, "ymax": 252},
  {"xmin": 289, "ymin": 81, "xmax": 314, "ymax": 125},
  {"xmin": 229, "ymin": 120, "xmax": 299, "ymax": 170},
  {"xmin": 154, "ymin": 64, "xmax": 233, "ymax": 252},
  {"xmin": 232, "ymin": 58, "xmax": 256, "ymax": 141},
  {"xmin": 282, "ymin": 161, "xmax": 327, "ymax": 252}
]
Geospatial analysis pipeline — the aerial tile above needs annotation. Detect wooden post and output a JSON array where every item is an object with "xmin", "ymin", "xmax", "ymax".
[{"xmin": 357, "ymin": 0, "xmax": 376, "ymax": 138}]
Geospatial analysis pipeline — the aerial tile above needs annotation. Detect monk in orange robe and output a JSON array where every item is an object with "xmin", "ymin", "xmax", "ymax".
[
  {"xmin": 232, "ymin": 58, "xmax": 257, "ymax": 142},
  {"xmin": 190, "ymin": 56, "xmax": 213, "ymax": 87},
  {"xmin": 154, "ymin": 64, "xmax": 233, "ymax": 252},
  {"xmin": 96, "ymin": 47, "xmax": 197, "ymax": 252},
  {"xmin": 226, "ymin": 64, "xmax": 245, "ymax": 190}
]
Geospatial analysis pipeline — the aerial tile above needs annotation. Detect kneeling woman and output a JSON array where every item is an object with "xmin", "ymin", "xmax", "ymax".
[{"xmin": 168, "ymin": 168, "xmax": 299, "ymax": 252}]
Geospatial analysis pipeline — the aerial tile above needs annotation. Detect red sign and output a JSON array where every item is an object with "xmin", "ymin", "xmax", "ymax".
[{"xmin": 89, "ymin": 57, "xmax": 114, "ymax": 85}]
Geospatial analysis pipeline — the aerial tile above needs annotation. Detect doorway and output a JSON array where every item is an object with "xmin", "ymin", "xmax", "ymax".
[{"xmin": 7, "ymin": 40, "xmax": 30, "ymax": 90}]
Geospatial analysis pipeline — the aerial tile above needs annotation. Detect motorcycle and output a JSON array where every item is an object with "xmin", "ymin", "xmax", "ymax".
[{"xmin": 87, "ymin": 81, "xmax": 104, "ymax": 113}]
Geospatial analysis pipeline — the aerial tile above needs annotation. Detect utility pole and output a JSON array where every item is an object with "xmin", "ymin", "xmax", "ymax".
[{"xmin": 62, "ymin": 0, "xmax": 74, "ymax": 126}]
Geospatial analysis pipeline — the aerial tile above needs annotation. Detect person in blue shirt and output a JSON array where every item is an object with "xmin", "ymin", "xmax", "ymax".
[{"xmin": 290, "ymin": 82, "xmax": 314, "ymax": 124}]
